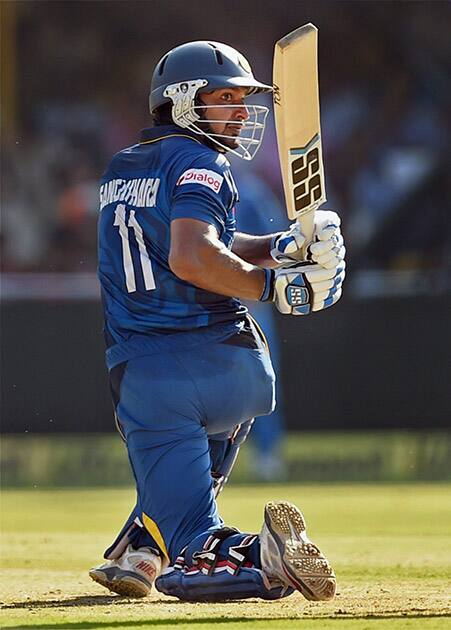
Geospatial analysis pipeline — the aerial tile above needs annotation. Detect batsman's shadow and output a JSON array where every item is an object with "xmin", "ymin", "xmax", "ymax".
[
  {"xmin": 1, "ymin": 595, "xmax": 257, "ymax": 610},
  {"xmin": 1, "ymin": 594, "xmax": 127, "ymax": 609}
]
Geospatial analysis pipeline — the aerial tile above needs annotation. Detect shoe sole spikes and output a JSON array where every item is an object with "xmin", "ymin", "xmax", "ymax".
[{"xmin": 264, "ymin": 500, "xmax": 336, "ymax": 601}]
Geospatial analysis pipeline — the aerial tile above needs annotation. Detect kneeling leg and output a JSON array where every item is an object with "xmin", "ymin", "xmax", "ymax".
[{"xmin": 156, "ymin": 527, "xmax": 293, "ymax": 601}]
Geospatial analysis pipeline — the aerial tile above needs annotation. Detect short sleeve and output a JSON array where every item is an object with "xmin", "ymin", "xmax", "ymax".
[{"xmin": 171, "ymin": 154, "xmax": 235, "ymax": 236}]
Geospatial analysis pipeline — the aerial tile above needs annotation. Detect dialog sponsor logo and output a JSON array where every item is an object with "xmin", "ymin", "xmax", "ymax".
[{"xmin": 177, "ymin": 168, "xmax": 224, "ymax": 193}]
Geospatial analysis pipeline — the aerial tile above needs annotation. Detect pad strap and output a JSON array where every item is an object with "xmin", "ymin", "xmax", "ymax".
[{"xmin": 191, "ymin": 527, "xmax": 239, "ymax": 576}]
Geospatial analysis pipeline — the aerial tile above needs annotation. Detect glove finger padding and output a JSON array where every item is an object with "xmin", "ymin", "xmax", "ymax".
[
  {"xmin": 309, "ymin": 233, "xmax": 345, "ymax": 268},
  {"xmin": 312, "ymin": 278, "xmax": 339, "ymax": 294},
  {"xmin": 316, "ymin": 224, "xmax": 340, "ymax": 242},
  {"xmin": 309, "ymin": 234, "xmax": 344, "ymax": 257},
  {"xmin": 303, "ymin": 264, "xmax": 340, "ymax": 284},
  {"xmin": 312, "ymin": 245, "xmax": 346, "ymax": 269},
  {"xmin": 312, "ymin": 286, "xmax": 342, "ymax": 311},
  {"xmin": 311, "ymin": 266, "xmax": 345, "ymax": 310},
  {"xmin": 313, "ymin": 210, "xmax": 341, "ymax": 237}
]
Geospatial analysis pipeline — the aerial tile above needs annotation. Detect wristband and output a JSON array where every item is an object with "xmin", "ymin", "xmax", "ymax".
[{"xmin": 259, "ymin": 268, "xmax": 275, "ymax": 302}]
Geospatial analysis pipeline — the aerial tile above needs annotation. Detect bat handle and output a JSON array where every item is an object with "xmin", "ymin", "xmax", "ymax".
[{"xmin": 296, "ymin": 206, "xmax": 316, "ymax": 259}]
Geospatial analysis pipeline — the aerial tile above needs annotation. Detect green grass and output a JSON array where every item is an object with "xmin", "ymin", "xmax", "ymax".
[{"xmin": 1, "ymin": 484, "xmax": 450, "ymax": 629}]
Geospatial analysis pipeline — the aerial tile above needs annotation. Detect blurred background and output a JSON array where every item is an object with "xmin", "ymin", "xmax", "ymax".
[{"xmin": 1, "ymin": 0, "xmax": 450, "ymax": 486}]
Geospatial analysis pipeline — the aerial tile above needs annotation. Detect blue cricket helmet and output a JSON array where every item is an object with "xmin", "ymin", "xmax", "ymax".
[{"xmin": 150, "ymin": 40, "xmax": 272, "ymax": 113}]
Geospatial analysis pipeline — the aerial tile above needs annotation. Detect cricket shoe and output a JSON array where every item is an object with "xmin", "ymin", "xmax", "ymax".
[
  {"xmin": 260, "ymin": 500, "xmax": 336, "ymax": 601},
  {"xmin": 89, "ymin": 544, "xmax": 162, "ymax": 597}
]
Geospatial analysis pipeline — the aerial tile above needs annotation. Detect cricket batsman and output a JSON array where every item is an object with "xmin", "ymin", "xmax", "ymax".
[{"xmin": 90, "ymin": 40, "xmax": 345, "ymax": 602}]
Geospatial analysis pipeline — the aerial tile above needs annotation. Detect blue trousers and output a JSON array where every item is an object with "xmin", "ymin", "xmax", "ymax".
[
  {"xmin": 245, "ymin": 302, "xmax": 284, "ymax": 456},
  {"xmin": 107, "ymin": 324, "xmax": 275, "ymax": 563}
]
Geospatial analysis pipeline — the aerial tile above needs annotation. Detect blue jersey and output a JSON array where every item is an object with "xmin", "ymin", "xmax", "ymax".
[{"xmin": 98, "ymin": 125, "xmax": 247, "ymax": 345}]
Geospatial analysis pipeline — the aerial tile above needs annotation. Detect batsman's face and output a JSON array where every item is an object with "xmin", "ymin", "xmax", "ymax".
[{"xmin": 199, "ymin": 87, "xmax": 249, "ymax": 148}]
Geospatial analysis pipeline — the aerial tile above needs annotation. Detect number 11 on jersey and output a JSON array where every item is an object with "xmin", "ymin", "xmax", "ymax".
[{"xmin": 114, "ymin": 204, "xmax": 156, "ymax": 293}]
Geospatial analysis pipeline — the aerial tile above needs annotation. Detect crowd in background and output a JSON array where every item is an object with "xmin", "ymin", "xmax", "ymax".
[{"xmin": 2, "ymin": 0, "xmax": 450, "ymax": 280}]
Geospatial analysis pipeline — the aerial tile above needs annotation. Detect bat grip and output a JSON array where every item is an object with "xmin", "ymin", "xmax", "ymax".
[{"xmin": 296, "ymin": 205, "xmax": 318, "ymax": 259}]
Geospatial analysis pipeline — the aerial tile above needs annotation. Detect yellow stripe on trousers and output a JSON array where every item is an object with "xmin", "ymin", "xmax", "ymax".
[{"xmin": 142, "ymin": 512, "xmax": 170, "ymax": 561}]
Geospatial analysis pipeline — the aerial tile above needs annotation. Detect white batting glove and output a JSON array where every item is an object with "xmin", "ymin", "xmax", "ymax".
[
  {"xmin": 269, "ymin": 222, "xmax": 306, "ymax": 265},
  {"xmin": 270, "ymin": 210, "xmax": 345, "ymax": 267},
  {"xmin": 270, "ymin": 222, "xmax": 307, "ymax": 263},
  {"xmin": 309, "ymin": 211, "xmax": 346, "ymax": 269},
  {"xmin": 260, "ymin": 261, "xmax": 345, "ymax": 315}
]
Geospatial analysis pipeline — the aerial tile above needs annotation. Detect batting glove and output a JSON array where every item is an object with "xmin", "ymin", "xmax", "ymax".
[
  {"xmin": 260, "ymin": 261, "xmax": 345, "ymax": 315},
  {"xmin": 270, "ymin": 210, "xmax": 345, "ymax": 267},
  {"xmin": 309, "ymin": 211, "xmax": 346, "ymax": 269},
  {"xmin": 270, "ymin": 222, "xmax": 307, "ymax": 264}
]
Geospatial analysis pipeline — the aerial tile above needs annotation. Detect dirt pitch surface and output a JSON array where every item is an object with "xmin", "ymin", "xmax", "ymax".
[{"xmin": 1, "ymin": 484, "xmax": 450, "ymax": 629}]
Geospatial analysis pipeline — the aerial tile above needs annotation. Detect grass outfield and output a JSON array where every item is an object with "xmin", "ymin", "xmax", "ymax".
[{"xmin": 1, "ymin": 484, "xmax": 450, "ymax": 629}]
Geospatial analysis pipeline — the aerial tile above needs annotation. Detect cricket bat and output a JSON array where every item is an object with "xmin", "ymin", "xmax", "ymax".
[{"xmin": 273, "ymin": 23, "xmax": 326, "ymax": 256}]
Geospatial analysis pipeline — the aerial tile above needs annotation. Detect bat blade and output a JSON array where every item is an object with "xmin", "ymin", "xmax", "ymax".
[{"xmin": 273, "ymin": 23, "xmax": 326, "ymax": 244}]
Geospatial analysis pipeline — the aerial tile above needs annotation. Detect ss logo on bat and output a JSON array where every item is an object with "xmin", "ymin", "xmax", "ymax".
[{"xmin": 290, "ymin": 138, "xmax": 323, "ymax": 213}]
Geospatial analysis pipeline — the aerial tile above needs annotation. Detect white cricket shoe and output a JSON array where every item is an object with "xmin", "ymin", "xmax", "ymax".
[
  {"xmin": 89, "ymin": 544, "xmax": 162, "ymax": 598},
  {"xmin": 260, "ymin": 500, "xmax": 336, "ymax": 601}
]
